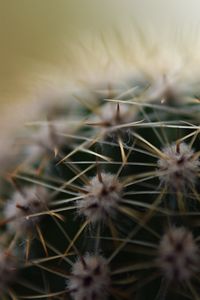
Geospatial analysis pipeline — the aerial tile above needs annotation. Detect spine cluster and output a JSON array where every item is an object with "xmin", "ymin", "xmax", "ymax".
[{"xmin": 68, "ymin": 254, "xmax": 110, "ymax": 300}]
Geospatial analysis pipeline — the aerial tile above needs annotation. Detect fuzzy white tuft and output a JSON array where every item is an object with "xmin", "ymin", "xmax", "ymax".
[
  {"xmin": 158, "ymin": 227, "xmax": 199, "ymax": 281},
  {"xmin": 4, "ymin": 185, "xmax": 50, "ymax": 234},
  {"xmin": 157, "ymin": 142, "xmax": 200, "ymax": 190},
  {"xmin": 68, "ymin": 254, "xmax": 110, "ymax": 300},
  {"xmin": 25, "ymin": 119, "xmax": 69, "ymax": 160},
  {"xmin": 78, "ymin": 173, "xmax": 122, "ymax": 223},
  {"xmin": 96, "ymin": 102, "xmax": 135, "ymax": 127}
]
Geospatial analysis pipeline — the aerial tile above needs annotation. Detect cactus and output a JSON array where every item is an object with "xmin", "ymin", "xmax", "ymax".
[{"xmin": 1, "ymin": 43, "xmax": 200, "ymax": 300}]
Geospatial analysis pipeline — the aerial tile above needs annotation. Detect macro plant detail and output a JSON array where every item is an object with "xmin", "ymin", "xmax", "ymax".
[
  {"xmin": 67, "ymin": 254, "xmax": 110, "ymax": 300},
  {"xmin": 78, "ymin": 172, "xmax": 122, "ymax": 223},
  {"xmin": 157, "ymin": 142, "xmax": 200, "ymax": 191},
  {"xmin": 0, "ymin": 47, "xmax": 200, "ymax": 300},
  {"xmin": 158, "ymin": 227, "xmax": 199, "ymax": 282},
  {"xmin": 4, "ymin": 185, "xmax": 50, "ymax": 235}
]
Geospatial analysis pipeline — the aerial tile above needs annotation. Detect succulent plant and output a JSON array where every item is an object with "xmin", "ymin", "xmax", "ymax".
[{"xmin": 1, "ymin": 43, "xmax": 200, "ymax": 300}]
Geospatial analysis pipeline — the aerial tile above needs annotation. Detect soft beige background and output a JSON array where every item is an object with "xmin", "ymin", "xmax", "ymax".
[
  {"xmin": 1, "ymin": 0, "xmax": 200, "ymax": 161},
  {"xmin": 1, "ymin": 0, "xmax": 200, "ymax": 104},
  {"xmin": 1, "ymin": 0, "xmax": 200, "ymax": 106}
]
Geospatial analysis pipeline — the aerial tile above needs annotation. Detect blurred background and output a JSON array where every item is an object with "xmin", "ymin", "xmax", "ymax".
[{"xmin": 1, "ymin": 0, "xmax": 200, "ymax": 159}]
